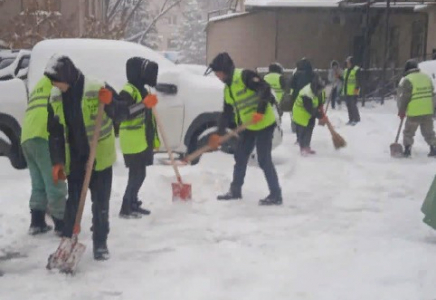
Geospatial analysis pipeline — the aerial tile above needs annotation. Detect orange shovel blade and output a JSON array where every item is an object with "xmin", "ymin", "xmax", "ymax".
[{"xmin": 172, "ymin": 182, "xmax": 192, "ymax": 201}]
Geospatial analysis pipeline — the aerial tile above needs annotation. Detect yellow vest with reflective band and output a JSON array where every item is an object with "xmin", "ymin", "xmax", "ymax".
[
  {"xmin": 119, "ymin": 84, "xmax": 161, "ymax": 154},
  {"xmin": 406, "ymin": 72, "xmax": 434, "ymax": 117},
  {"xmin": 264, "ymin": 73, "xmax": 284, "ymax": 103},
  {"xmin": 224, "ymin": 69, "xmax": 276, "ymax": 131},
  {"xmin": 343, "ymin": 66, "xmax": 360, "ymax": 96},
  {"xmin": 21, "ymin": 76, "xmax": 52, "ymax": 144},
  {"xmin": 292, "ymin": 84, "xmax": 319, "ymax": 127},
  {"xmin": 49, "ymin": 78, "xmax": 116, "ymax": 174}
]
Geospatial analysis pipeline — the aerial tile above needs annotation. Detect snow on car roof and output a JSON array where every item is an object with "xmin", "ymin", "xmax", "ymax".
[
  {"xmin": 244, "ymin": 0, "xmax": 341, "ymax": 8},
  {"xmin": 28, "ymin": 39, "xmax": 176, "ymax": 91}
]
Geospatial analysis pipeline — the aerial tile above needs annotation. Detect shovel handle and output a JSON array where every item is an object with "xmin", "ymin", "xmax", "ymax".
[
  {"xmin": 394, "ymin": 118, "xmax": 404, "ymax": 144},
  {"xmin": 151, "ymin": 107, "xmax": 183, "ymax": 184},
  {"xmin": 73, "ymin": 103, "xmax": 105, "ymax": 235},
  {"xmin": 184, "ymin": 122, "xmax": 251, "ymax": 164}
]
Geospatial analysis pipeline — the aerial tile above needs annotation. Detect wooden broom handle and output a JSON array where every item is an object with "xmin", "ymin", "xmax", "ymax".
[
  {"xmin": 73, "ymin": 103, "xmax": 105, "ymax": 235},
  {"xmin": 152, "ymin": 107, "xmax": 183, "ymax": 183}
]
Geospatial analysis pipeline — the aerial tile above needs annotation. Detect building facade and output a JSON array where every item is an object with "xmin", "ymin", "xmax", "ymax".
[{"xmin": 206, "ymin": 0, "xmax": 428, "ymax": 69}]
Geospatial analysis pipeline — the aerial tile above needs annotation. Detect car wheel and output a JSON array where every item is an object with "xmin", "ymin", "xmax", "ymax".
[
  {"xmin": 186, "ymin": 125, "xmax": 238, "ymax": 165},
  {"xmin": 0, "ymin": 114, "xmax": 27, "ymax": 170}
]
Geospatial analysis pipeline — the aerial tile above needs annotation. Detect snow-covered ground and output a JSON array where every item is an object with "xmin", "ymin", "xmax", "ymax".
[{"xmin": 1, "ymin": 100, "xmax": 436, "ymax": 300}]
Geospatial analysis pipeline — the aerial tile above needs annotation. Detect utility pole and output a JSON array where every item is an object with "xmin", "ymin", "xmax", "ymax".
[{"xmin": 381, "ymin": 0, "xmax": 391, "ymax": 105}]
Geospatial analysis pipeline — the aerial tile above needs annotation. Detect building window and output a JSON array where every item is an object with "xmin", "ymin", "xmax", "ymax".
[{"xmin": 411, "ymin": 20, "xmax": 426, "ymax": 60}]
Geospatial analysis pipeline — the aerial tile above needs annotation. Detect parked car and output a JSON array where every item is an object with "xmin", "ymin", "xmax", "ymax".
[
  {"xmin": 0, "ymin": 38, "xmax": 282, "ymax": 169},
  {"xmin": 0, "ymin": 49, "xmax": 31, "ymax": 81}
]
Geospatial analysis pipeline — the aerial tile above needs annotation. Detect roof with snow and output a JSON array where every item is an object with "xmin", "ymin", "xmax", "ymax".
[{"xmin": 244, "ymin": 0, "xmax": 341, "ymax": 8}]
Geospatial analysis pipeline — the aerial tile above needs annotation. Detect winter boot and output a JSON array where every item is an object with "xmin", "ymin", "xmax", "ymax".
[
  {"xmin": 93, "ymin": 240, "xmax": 110, "ymax": 261},
  {"xmin": 52, "ymin": 217, "xmax": 64, "ymax": 237},
  {"xmin": 217, "ymin": 187, "xmax": 242, "ymax": 200},
  {"xmin": 259, "ymin": 194, "xmax": 283, "ymax": 206},
  {"xmin": 403, "ymin": 145, "xmax": 412, "ymax": 158},
  {"xmin": 300, "ymin": 148, "xmax": 315, "ymax": 157},
  {"xmin": 119, "ymin": 197, "xmax": 142, "ymax": 219},
  {"xmin": 428, "ymin": 146, "xmax": 436, "ymax": 157},
  {"xmin": 28, "ymin": 210, "xmax": 52, "ymax": 235},
  {"xmin": 132, "ymin": 200, "xmax": 151, "ymax": 215}
]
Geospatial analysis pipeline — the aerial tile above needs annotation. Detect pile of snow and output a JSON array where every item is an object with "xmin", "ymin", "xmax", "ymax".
[
  {"xmin": 418, "ymin": 60, "xmax": 436, "ymax": 92},
  {"xmin": 1, "ymin": 100, "xmax": 436, "ymax": 299}
]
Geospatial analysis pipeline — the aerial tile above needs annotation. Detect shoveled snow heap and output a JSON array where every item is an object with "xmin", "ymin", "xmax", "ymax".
[{"xmin": 1, "ymin": 100, "xmax": 436, "ymax": 299}]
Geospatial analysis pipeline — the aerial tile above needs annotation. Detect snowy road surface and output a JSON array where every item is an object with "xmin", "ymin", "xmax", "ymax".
[{"xmin": 1, "ymin": 100, "xmax": 436, "ymax": 300}]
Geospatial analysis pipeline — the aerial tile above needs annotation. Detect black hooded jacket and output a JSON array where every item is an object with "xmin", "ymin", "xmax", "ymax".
[
  {"xmin": 45, "ymin": 55, "xmax": 129, "ymax": 173},
  {"xmin": 290, "ymin": 58, "xmax": 315, "ymax": 106},
  {"xmin": 119, "ymin": 57, "xmax": 159, "ymax": 167}
]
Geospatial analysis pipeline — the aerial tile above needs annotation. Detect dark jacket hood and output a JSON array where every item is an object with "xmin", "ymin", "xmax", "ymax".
[
  {"xmin": 44, "ymin": 55, "xmax": 80, "ymax": 86},
  {"xmin": 296, "ymin": 58, "xmax": 313, "ymax": 72},
  {"xmin": 126, "ymin": 57, "xmax": 159, "ymax": 89}
]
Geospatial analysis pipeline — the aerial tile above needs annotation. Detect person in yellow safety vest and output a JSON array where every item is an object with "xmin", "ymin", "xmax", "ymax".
[
  {"xmin": 264, "ymin": 63, "xmax": 287, "ymax": 104},
  {"xmin": 21, "ymin": 75, "xmax": 67, "ymax": 236},
  {"xmin": 44, "ymin": 54, "xmax": 132, "ymax": 261},
  {"xmin": 292, "ymin": 74, "xmax": 327, "ymax": 156},
  {"xmin": 397, "ymin": 59, "xmax": 436, "ymax": 157},
  {"xmin": 339, "ymin": 56, "xmax": 361, "ymax": 125},
  {"xmin": 206, "ymin": 52, "xmax": 282, "ymax": 206},
  {"xmin": 118, "ymin": 57, "xmax": 160, "ymax": 219}
]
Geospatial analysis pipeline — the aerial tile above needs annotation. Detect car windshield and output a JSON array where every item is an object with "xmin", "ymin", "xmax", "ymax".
[{"xmin": 0, "ymin": 58, "xmax": 14, "ymax": 69}]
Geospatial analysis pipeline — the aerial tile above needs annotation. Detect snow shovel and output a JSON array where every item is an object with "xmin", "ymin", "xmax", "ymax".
[
  {"xmin": 152, "ymin": 107, "xmax": 191, "ymax": 201},
  {"xmin": 183, "ymin": 122, "xmax": 251, "ymax": 165},
  {"xmin": 46, "ymin": 103, "xmax": 105, "ymax": 274},
  {"xmin": 390, "ymin": 118, "xmax": 404, "ymax": 158}
]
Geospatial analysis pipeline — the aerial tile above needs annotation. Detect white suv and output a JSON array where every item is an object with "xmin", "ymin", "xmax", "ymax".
[{"xmin": 0, "ymin": 39, "xmax": 283, "ymax": 169}]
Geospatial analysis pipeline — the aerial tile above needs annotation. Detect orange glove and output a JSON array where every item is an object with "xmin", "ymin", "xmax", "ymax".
[
  {"xmin": 143, "ymin": 94, "xmax": 158, "ymax": 108},
  {"xmin": 208, "ymin": 133, "xmax": 221, "ymax": 150},
  {"xmin": 252, "ymin": 113, "xmax": 264, "ymax": 124},
  {"xmin": 52, "ymin": 164, "xmax": 66, "ymax": 185},
  {"xmin": 98, "ymin": 87, "xmax": 113, "ymax": 105},
  {"xmin": 354, "ymin": 88, "xmax": 360, "ymax": 96}
]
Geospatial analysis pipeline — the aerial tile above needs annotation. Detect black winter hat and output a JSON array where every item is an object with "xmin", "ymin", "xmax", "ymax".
[
  {"xmin": 126, "ymin": 57, "xmax": 159, "ymax": 88},
  {"xmin": 404, "ymin": 59, "xmax": 419, "ymax": 73},
  {"xmin": 269, "ymin": 62, "xmax": 284, "ymax": 74},
  {"xmin": 209, "ymin": 52, "xmax": 235, "ymax": 75},
  {"xmin": 44, "ymin": 54, "xmax": 80, "ymax": 85},
  {"xmin": 310, "ymin": 73, "xmax": 325, "ymax": 95}
]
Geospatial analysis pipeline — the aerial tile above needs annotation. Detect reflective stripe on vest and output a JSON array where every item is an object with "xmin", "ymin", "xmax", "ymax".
[
  {"xmin": 224, "ymin": 69, "xmax": 276, "ymax": 131},
  {"xmin": 406, "ymin": 72, "xmax": 434, "ymax": 117},
  {"xmin": 119, "ymin": 83, "xmax": 149, "ymax": 155},
  {"xmin": 264, "ymin": 73, "xmax": 284, "ymax": 103},
  {"xmin": 49, "ymin": 78, "xmax": 116, "ymax": 174},
  {"xmin": 343, "ymin": 66, "xmax": 359, "ymax": 96},
  {"xmin": 292, "ymin": 84, "xmax": 319, "ymax": 127},
  {"xmin": 21, "ymin": 76, "xmax": 52, "ymax": 143}
]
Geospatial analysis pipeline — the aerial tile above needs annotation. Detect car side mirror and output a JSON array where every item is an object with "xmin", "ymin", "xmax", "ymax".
[{"xmin": 155, "ymin": 83, "xmax": 177, "ymax": 95}]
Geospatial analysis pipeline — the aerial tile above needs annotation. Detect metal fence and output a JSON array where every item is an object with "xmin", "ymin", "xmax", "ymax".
[{"xmin": 256, "ymin": 67, "xmax": 404, "ymax": 103}]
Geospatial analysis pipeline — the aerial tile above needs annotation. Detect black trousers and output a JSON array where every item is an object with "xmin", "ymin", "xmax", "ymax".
[
  {"xmin": 296, "ymin": 118, "xmax": 315, "ymax": 149},
  {"xmin": 345, "ymin": 95, "xmax": 361, "ymax": 122},
  {"xmin": 123, "ymin": 164, "xmax": 146, "ymax": 207},
  {"xmin": 231, "ymin": 124, "xmax": 281, "ymax": 197},
  {"xmin": 63, "ymin": 167, "xmax": 112, "ymax": 243}
]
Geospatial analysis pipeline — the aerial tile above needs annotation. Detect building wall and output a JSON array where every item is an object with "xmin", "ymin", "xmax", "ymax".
[
  {"xmin": 425, "ymin": 6, "xmax": 436, "ymax": 57},
  {"xmin": 275, "ymin": 9, "xmax": 361, "ymax": 69},
  {"xmin": 207, "ymin": 11, "xmax": 276, "ymax": 69},
  {"xmin": 207, "ymin": 8, "xmax": 427, "ymax": 70}
]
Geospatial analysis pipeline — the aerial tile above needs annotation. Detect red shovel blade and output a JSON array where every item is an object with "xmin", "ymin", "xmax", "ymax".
[{"xmin": 172, "ymin": 182, "xmax": 192, "ymax": 201}]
